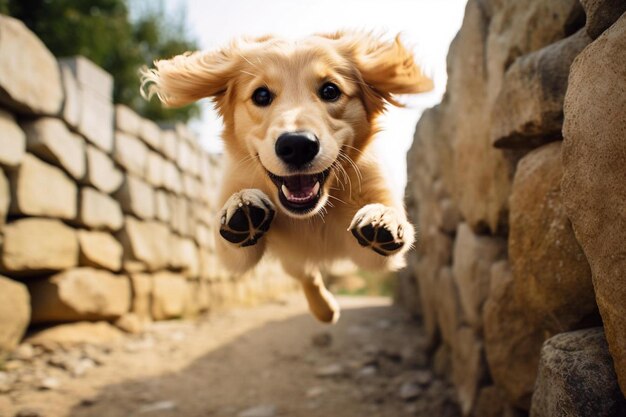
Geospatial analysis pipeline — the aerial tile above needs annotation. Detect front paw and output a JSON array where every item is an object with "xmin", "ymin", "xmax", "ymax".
[
  {"xmin": 219, "ymin": 189, "xmax": 275, "ymax": 247},
  {"xmin": 349, "ymin": 204, "xmax": 409, "ymax": 256}
]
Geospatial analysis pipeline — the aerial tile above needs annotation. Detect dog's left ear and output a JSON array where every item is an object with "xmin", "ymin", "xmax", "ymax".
[
  {"xmin": 140, "ymin": 47, "xmax": 237, "ymax": 110},
  {"xmin": 327, "ymin": 32, "xmax": 433, "ymax": 114}
]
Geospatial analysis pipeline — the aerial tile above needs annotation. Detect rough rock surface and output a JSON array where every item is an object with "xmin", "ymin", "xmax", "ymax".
[
  {"xmin": 26, "ymin": 321, "xmax": 123, "ymax": 348},
  {"xmin": 129, "ymin": 273, "xmax": 152, "ymax": 321},
  {"xmin": 0, "ymin": 16, "xmax": 63, "ymax": 115},
  {"xmin": 0, "ymin": 109, "xmax": 26, "ymax": 168},
  {"xmin": 115, "ymin": 105, "xmax": 142, "ymax": 136},
  {"xmin": 451, "ymin": 326, "xmax": 486, "ymax": 416},
  {"xmin": 530, "ymin": 328, "xmax": 626, "ymax": 417},
  {"xmin": 0, "ymin": 170, "xmax": 8, "ymax": 230},
  {"xmin": 115, "ymin": 175, "xmax": 155, "ymax": 220},
  {"xmin": 581, "ymin": 0, "xmax": 626, "ymax": 39},
  {"xmin": 509, "ymin": 141, "xmax": 596, "ymax": 328},
  {"xmin": 113, "ymin": 132, "xmax": 148, "ymax": 177},
  {"xmin": 28, "ymin": 268, "xmax": 130, "ymax": 323},
  {"xmin": 561, "ymin": 13, "xmax": 626, "ymax": 395},
  {"xmin": 9, "ymin": 153, "xmax": 77, "ymax": 219},
  {"xmin": 84, "ymin": 145, "xmax": 123, "ymax": 194},
  {"xmin": 151, "ymin": 272, "xmax": 190, "ymax": 320},
  {"xmin": 0, "ymin": 276, "xmax": 30, "ymax": 353},
  {"xmin": 78, "ymin": 187, "xmax": 123, "ymax": 231},
  {"xmin": 22, "ymin": 117, "xmax": 86, "ymax": 180},
  {"xmin": 491, "ymin": 30, "xmax": 591, "ymax": 149},
  {"xmin": 77, "ymin": 230, "xmax": 123, "ymax": 271},
  {"xmin": 1, "ymin": 218, "xmax": 78, "ymax": 275},
  {"xmin": 117, "ymin": 217, "xmax": 171, "ymax": 270},
  {"xmin": 452, "ymin": 223, "xmax": 506, "ymax": 330},
  {"xmin": 483, "ymin": 261, "xmax": 546, "ymax": 410}
]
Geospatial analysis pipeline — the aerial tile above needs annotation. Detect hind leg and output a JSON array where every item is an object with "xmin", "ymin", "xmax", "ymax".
[{"xmin": 283, "ymin": 263, "xmax": 340, "ymax": 323}]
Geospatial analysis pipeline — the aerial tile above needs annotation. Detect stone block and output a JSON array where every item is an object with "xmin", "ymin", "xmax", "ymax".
[
  {"xmin": 117, "ymin": 216, "xmax": 170, "ymax": 270},
  {"xmin": 58, "ymin": 56, "xmax": 113, "ymax": 100},
  {"xmin": 139, "ymin": 118, "xmax": 162, "ymax": 151},
  {"xmin": 22, "ymin": 117, "xmax": 86, "ymax": 180},
  {"xmin": 0, "ymin": 109, "xmax": 26, "ymax": 169},
  {"xmin": 183, "ymin": 174, "xmax": 200, "ymax": 199},
  {"xmin": 484, "ymin": 261, "xmax": 546, "ymax": 410},
  {"xmin": 452, "ymin": 223, "xmax": 506, "ymax": 330},
  {"xmin": 1, "ymin": 218, "xmax": 78, "ymax": 275},
  {"xmin": 436, "ymin": 267, "xmax": 463, "ymax": 347},
  {"xmin": 177, "ymin": 140, "xmax": 193, "ymax": 172},
  {"xmin": 115, "ymin": 174, "xmax": 155, "ymax": 219},
  {"xmin": 561, "ymin": 14, "xmax": 626, "ymax": 395},
  {"xmin": 114, "ymin": 104, "xmax": 142, "ymax": 136},
  {"xmin": 170, "ymin": 236, "xmax": 200, "ymax": 278},
  {"xmin": 77, "ymin": 88, "xmax": 114, "ymax": 152},
  {"xmin": 581, "ymin": 0, "xmax": 626, "ymax": 39},
  {"xmin": 0, "ymin": 170, "xmax": 8, "ymax": 231},
  {"xmin": 531, "ymin": 328, "xmax": 626, "ymax": 417},
  {"xmin": 0, "ymin": 276, "xmax": 30, "ymax": 353},
  {"xmin": 113, "ymin": 131, "xmax": 148, "ymax": 177},
  {"xmin": 146, "ymin": 150, "xmax": 165, "ymax": 188},
  {"xmin": 130, "ymin": 273, "xmax": 152, "ymax": 321},
  {"xmin": 78, "ymin": 187, "xmax": 123, "ymax": 231},
  {"xmin": 452, "ymin": 326, "xmax": 486, "ymax": 416},
  {"xmin": 28, "ymin": 268, "xmax": 129, "ymax": 323},
  {"xmin": 0, "ymin": 16, "xmax": 63, "ymax": 115},
  {"xmin": 77, "ymin": 230, "xmax": 122, "ymax": 271},
  {"xmin": 9, "ymin": 153, "xmax": 77, "ymax": 219},
  {"xmin": 161, "ymin": 129, "xmax": 178, "ymax": 161},
  {"xmin": 155, "ymin": 190, "xmax": 171, "ymax": 223},
  {"xmin": 84, "ymin": 145, "xmax": 123, "ymax": 194},
  {"xmin": 162, "ymin": 159, "xmax": 183, "ymax": 194},
  {"xmin": 492, "ymin": 30, "xmax": 591, "ymax": 149},
  {"xmin": 510, "ymin": 142, "xmax": 595, "ymax": 330},
  {"xmin": 26, "ymin": 321, "xmax": 123, "ymax": 347},
  {"xmin": 151, "ymin": 272, "xmax": 190, "ymax": 320},
  {"xmin": 59, "ymin": 62, "xmax": 80, "ymax": 128}
]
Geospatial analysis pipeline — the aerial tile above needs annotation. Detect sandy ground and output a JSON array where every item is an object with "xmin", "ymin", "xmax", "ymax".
[{"xmin": 0, "ymin": 296, "xmax": 460, "ymax": 417}]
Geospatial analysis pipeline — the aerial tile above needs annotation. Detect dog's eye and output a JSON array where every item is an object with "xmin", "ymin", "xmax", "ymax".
[
  {"xmin": 252, "ymin": 87, "xmax": 273, "ymax": 107},
  {"xmin": 319, "ymin": 82, "xmax": 341, "ymax": 102}
]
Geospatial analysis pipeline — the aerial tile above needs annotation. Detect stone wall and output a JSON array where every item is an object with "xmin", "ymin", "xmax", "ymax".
[
  {"xmin": 0, "ymin": 15, "xmax": 295, "ymax": 354},
  {"xmin": 397, "ymin": 1, "xmax": 626, "ymax": 416}
]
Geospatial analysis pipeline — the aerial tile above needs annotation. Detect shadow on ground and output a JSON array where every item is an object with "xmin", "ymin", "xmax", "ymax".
[{"xmin": 64, "ymin": 299, "xmax": 459, "ymax": 417}]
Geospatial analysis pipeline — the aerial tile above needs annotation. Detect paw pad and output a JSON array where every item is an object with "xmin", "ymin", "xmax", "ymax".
[{"xmin": 220, "ymin": 199, "xmax": 274, "ymax": 247}]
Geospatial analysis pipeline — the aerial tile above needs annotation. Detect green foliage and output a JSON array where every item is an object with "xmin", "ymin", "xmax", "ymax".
[{"xmin": 3, "ymin": 0, "xmax": 199, "ymax": 123}]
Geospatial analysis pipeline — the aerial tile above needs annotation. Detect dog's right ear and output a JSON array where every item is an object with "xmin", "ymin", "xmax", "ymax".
[{"xmin": 140, "ymin": 47, "xmax": 237, "ymax": 110}]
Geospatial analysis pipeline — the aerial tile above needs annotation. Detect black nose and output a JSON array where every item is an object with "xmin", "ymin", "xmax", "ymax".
[{"xmin": 275, "ymin": 131, "xmax": 320, "ymax": 167}]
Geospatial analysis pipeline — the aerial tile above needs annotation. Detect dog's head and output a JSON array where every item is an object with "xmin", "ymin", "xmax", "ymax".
[{"xmin": 142, "ymin": 31, "xmax": 432, "ymax": 218}]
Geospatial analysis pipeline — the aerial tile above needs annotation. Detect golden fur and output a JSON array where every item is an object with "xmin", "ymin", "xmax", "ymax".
[{"xmin": 142, "ymin": 31, "xmax": 432, "ymax": 323}]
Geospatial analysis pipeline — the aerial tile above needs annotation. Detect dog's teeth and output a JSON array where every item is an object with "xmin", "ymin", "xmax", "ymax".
[
  {"xmin": 313, "ymin": 181, "xmax": 320, "ymax": 196},
  {"xmin": 281, "ymin": 184, "xmax": 292, "ymax": 199}
]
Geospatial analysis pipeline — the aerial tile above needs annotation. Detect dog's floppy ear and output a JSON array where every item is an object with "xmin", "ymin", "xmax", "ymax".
[
  {"xmin": 140, "ymin": 47, "xmax": 237, "ymax": 110},
  {"xmin": 326, "ymin": 31, "xmax": 433, "ymax": 114}
]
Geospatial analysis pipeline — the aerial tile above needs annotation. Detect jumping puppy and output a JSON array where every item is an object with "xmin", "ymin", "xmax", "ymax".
[{"xmin": 141, "ymin": 31, "xmax": 433, "ymax": 323}]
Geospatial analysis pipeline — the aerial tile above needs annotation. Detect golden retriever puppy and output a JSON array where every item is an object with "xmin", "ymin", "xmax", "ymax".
[{"xmin": 141, "ymin": 31, "xmax": 432, "ymax": 323}]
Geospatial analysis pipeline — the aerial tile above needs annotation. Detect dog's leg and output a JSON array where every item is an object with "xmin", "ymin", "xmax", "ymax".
[
  {"xmin": 216, "ymin": 189, "xmax": 275, "ymax": 273},
  {"xmin": 283, "ymin": 263, "xmax": 340, "ymax": 323},
  {"xmin": 348, "ymin": 203, "xmax": 415, "ymax": 268}
]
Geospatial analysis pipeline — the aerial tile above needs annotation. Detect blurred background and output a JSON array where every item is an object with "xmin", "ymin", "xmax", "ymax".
[{"xmin": 2, "ymin": 0, "xmax": 625, "ymax": 416}]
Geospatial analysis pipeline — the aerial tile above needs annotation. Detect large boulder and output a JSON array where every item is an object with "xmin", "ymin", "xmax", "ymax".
[
  {"xmin": 561, "ymin": 13, "xmax": 626, "ymax": 395},
  {"xmin": 483, "ymin": 261, "xmax": 547, "ymax": 410},
  {"xmin": 509, "ymin": 142, "xmax": 596, "ymax": 328},
  {"xmin": 0, "ymin": 276, "xmax": 30, "ymax": 353},
  {"xmin": 580, "ymin": 0, "xmax": 626, "ymax": 39},
  {"xmin": 0, "ymin": 16, "xmax": 63, "ymax": 115},
  {"xmin": 151, "ymin": 272, "xmax": 190, "ymax": 320},
  {"xmin": 530, "ymin": 328, "xmax": 626, "ymax": 417},
  {"xmin": 28, "ymin": 268, "xmax": 130, "ymax": 323},
  {"xmin": 452, "ymin": 223, "xmax": 506, "ymax": 331},
  {"xmin": 1, "ymin": 218, "xmax": 78, "ymax": 275},
  {"xmin": 9, "ymin": 153, "xmax": 77, "ymax": 219},
  {"xmin": 117, "ymin": 216, "xmax": 171, "ymax": 270},
  {"xmin": 0, "ymin": 110, "xmax": 26, "ymax": 169},
  {"xmin": 77, "ymin": 230, "xmax": 122, "ymax": 271},
  {"xmin": 22, "ymin": 117, "xmax": 86, "ymax": 180},
  {"xmin": 491, "ymin": 29, "xmax": 591, "ymax": 149},
  {"xmin": 78, "ymin": 187, "xmax": 123, "ymax": 231}
]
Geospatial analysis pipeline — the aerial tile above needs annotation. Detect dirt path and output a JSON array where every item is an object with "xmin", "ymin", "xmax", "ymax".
[{"xmin": 1, "ymin": 296, "xmax": 460, "ymax": 417}]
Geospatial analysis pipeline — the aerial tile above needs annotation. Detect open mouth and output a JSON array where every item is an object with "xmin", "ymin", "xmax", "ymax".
[{"xmin": 267, "ymin": 168, "xmax": 332, "ymax": 214}]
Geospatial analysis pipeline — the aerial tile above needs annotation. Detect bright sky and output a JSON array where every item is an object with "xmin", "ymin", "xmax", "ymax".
[{"xmin": 157, "ymin": 0, "xmax": 467, "ymax": 197}]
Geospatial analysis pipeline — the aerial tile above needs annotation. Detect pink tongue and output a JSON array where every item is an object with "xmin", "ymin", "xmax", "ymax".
[{"xmin": 284, "ymin": 175, "xmax": 315, "ymax": 198}]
